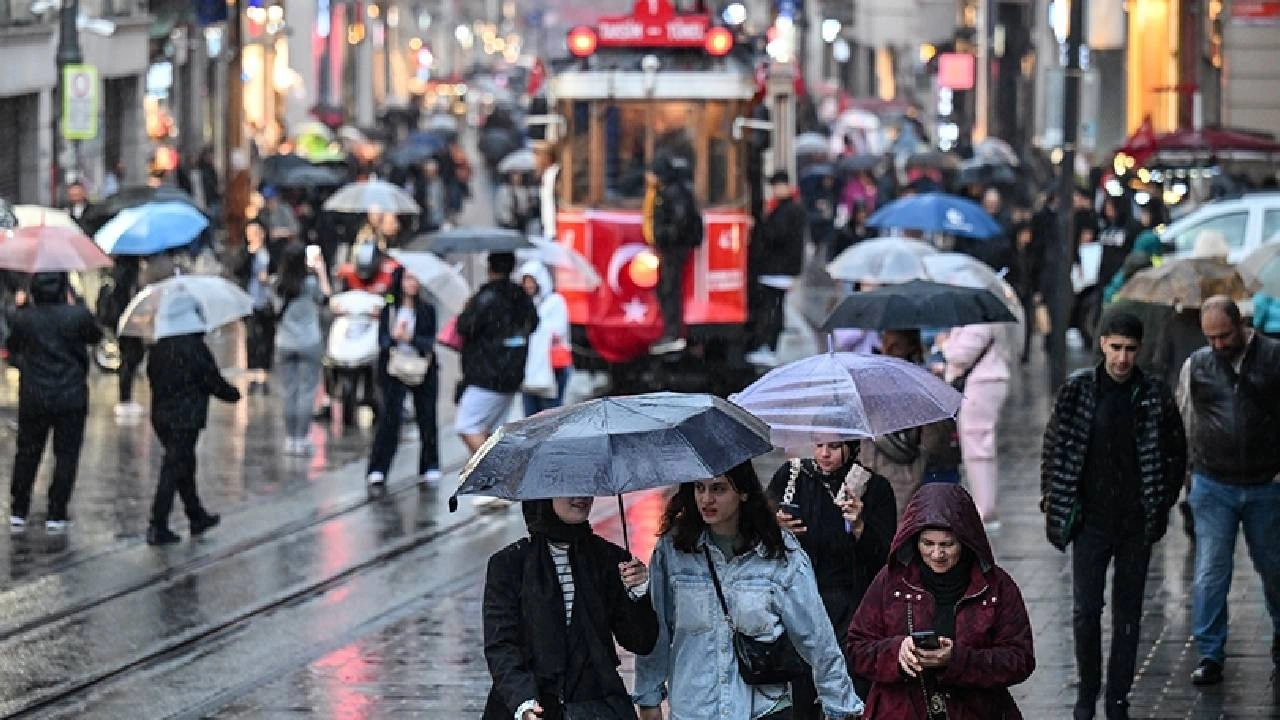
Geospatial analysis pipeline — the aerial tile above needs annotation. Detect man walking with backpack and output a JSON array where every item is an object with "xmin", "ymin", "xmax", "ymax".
[{"xmin": 644, "ymin": 155, "xmax": 702, "ymax": 355}]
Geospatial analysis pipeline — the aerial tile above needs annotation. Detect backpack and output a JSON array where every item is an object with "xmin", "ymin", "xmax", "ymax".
[{"xmin": 656, "ymin": 182, "xmax": 704, "ymax": 248}]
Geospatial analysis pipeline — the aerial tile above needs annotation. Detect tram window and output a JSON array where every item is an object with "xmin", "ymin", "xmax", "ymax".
[
  {"xmin": 568, "ymin": 101, "xmax": 591, "ymax": 205},
  {"xmin": 704, "ymin": 101, "xmax": 732, "ymax": 205},
  {"xmin": 604, "ymin": 105, "xmax": 649, "ymax": 202},
  {"xmin": 652, "ymin": 103, "xmax": 696, "ymax": 172}
]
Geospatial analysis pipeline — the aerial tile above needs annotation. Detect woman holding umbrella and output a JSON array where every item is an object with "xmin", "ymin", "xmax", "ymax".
[
  {"xmin": 768, "ymin": 441, "xmax": 896, "ymax": 709},
  {"xmin": 635, "ymin": 461, "xmax": 864, "ymax": 720},
  {"xmin": 482, "ymin": 498, "xmax": 657, "ymax": 720}
]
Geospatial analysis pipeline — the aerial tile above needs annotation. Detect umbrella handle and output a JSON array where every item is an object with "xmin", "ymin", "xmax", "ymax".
[
  {"xmin": 826, "ymin": 332, "xmax": 835, "ymax": 355},
  {"xmin": 617, "ymin": 494, "xmax": 630, "ymax": 555}
]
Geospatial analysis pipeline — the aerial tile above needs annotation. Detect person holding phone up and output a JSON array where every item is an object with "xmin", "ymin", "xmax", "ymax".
[
  {"xmin": 846, "ymin": 484, "xmax": 1035, "ymax": 719},
  {"xmin": 768, "ymin": 441, "xmax": 896, "ymax": 712}
]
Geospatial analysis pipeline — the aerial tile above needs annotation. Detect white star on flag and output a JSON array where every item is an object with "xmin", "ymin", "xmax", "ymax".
[{"xmin": 622, "ymin": 297, "xmax": 649, "ymax": 323}]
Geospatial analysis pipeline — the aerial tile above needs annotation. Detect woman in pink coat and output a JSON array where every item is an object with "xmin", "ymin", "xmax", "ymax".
[{"xmin": 942, "ymin": 323, "xmax": 1010, "ymax": 527}]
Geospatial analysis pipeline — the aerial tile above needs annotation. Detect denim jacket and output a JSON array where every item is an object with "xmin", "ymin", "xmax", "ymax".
[{"xmin": 634, "ymin": 531, "xmax": 863, "ymax": 719}]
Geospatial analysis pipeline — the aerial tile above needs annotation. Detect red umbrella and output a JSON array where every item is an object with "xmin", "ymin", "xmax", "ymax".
[{"xmin": 0, "ymin": 225, "xmax": 113, "ymax": 273}]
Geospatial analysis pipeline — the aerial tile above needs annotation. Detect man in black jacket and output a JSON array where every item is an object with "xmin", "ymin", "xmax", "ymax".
[
  {"xmin": 144, "ymin": 292, "xmax": 242, "ymax": 545},
  {"xmin": 745, "ymin": 171, "xmax": 807, "ymax": 367},
  {"xmin": 648, "ymin": 155, "xmax": 702, "ymax": 355},
  {"xmin": 1041, "ymin": 311, "xmax": 1186, "ymax": 720},
  {"xmin": 1178, "ymin": 296, "xmax": 1280, "ymax": 686},
  {"xmin": 7, "ymin": 273, "xmax": 103, "ymax": 532}
]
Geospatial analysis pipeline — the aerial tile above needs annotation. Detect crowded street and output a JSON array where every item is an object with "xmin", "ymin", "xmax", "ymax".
[{"xmin": 3, "ymin": 0, "xmax": 1280, "ymax": 718}]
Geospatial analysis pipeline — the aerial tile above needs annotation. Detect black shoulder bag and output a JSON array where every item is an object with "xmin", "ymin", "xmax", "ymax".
[
  {"xmin": 702, "ymin": 547, "xmax": 807, "ymax": 685},
  {"xmin": 949, "ymin": 337, "xmax": 995, "ymax": 393}
]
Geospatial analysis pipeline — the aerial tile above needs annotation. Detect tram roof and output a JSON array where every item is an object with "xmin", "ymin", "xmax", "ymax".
[{"xmin": 548, "ymin": 48, "xmax": 755, "ymax": 101}]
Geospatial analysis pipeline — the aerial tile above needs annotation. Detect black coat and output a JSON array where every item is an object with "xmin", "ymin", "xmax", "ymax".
[
  {"xmin": 7, "ymin": 302, "xmax": 102, "ymax": 415},
  {"xmin": 147, "ymin": 334, "xmax": 241, "ymax": 431},
  {"xmin": 457, "ymin": 279, "xmax": 539, "ymax": 394},
  {"xmin": 1041, "ymin": 366, "xmax": 1187, "ymax": 550},
  {"xmin": 767, "ymin": 458, "xmax": 896, "ymax": 628},
  {"xmin": 752, "ymin": 197, "xmax": 808, "ymax": 277},
  {"xmin": 482, "ymin": 534, "xmax": 658, "ymax": 720},
  {"xmin": 1186, "ymin": 334, "xmax": 1280, "ymax": 484}
]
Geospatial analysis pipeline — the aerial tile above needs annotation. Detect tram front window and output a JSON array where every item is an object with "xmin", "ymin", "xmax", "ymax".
[{"xmin": 604, "ymin": 105, "xmax": 649, "ymax": 201}]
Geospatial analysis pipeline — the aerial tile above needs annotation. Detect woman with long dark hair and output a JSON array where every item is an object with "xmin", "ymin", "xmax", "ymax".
[
  {"xmin": 635, "ymin": 462, "xmax": 863, "ymax": 720},
  {"xmin": 272, "ymin": 240, "xmax": 330, "ymax": 454},
  {"xmin": 482, "ymin": 498, "xmax": 657, "ymax": 720}
]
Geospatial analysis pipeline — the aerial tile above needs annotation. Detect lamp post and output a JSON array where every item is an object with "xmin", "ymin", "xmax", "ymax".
[
  {"xmin": 51, "ymin": 0, "xmax": 83, "ymax": 203},
  {"xmin": 1049, "ymin": 0, "xmax": 1087, "ymax": 390}
]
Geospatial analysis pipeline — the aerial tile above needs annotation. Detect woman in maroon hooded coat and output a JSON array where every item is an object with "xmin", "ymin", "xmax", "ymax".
[{"xmin": 846, "ymin": 483, "xmax": 1034, "ymax": 719}]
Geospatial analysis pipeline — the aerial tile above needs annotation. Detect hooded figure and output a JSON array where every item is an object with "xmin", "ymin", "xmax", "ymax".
[
  {"xmin": 519, "ymin": 259, "xmax": 571, "ymax": 412},
  {"xmin": 482, "ymin": 499, "xmax": 658, "ymax": 720},
  {"xmin": 847, "ymin": 484, "xmax": 1035, "ymax": 719}
]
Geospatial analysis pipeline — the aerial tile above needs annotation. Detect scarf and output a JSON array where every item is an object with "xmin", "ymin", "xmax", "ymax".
[{"xmin": 919, "ymin": 550, "xmax": 972, "ymax": 641}]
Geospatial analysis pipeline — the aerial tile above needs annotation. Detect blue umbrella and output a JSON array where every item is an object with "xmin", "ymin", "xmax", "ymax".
[
  {"xmin": 94, "ymin": 202, "xmax": 209, "ymax": 256},
  {"xmin": 866, "ymin": 192, "xmax": 1003, "ymax": 239}
]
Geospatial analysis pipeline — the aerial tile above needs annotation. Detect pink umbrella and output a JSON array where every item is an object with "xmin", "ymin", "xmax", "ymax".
[{"xmin": 0, "ymin": 225, "xmax": 113, "ymax": 273}]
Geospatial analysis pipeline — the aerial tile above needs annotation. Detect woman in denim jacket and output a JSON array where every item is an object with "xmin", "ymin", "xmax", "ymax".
[{"xmin": 635, "ymin": 462, "xmax": 863, "ymax": 720}]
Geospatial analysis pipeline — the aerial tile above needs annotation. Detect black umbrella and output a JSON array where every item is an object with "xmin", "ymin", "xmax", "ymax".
[
  {"xmin": 273, "ymin": 164, "xmax": 347, "ymax": 189},
  {"xmin": 260, "ymin": 153, "xmax": 314, "ymax": 186},
  {"xmin": 385, "ymin": 143, "xmax": 439, "ymax": 168},
  {"xmin": 957, "ymin": 160, "xmax": 1018, "ymax": 187},
  {"xmin": 80, "ymin": 185, "xmax": 206, "ymax": 236},
  {"xmin": 836, "ymin": 154, "xmax": 883, "ymax": 174},
  {"xmin": 821, "ymin": 279, "xmax": 1018, "ymax": 331},
  {"xmin": 449, "ymin": 392, "xmax": 773, "ymax": 551},
  {"xmin": 409, "ymin": 226, "xmax": 534, "ymax": 254}
]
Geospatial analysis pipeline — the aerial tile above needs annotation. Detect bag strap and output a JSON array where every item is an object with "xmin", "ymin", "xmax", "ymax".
[
  {"xmin": 782, "ymin": 458, "xmax": 801, "ymax": 505},
  {"xmin": 702, "ymin": 546, "xmax": 738, "ymax": 632},
  {"xmin": 952, "ymin": 336, "xmax": 995, "ymax": 386}
]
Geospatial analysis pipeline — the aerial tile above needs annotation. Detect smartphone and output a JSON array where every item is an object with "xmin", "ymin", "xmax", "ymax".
[
  {"xmin": 911, "ymin": 630, "xmax": 941, "ymax": 651},
  {"xmin": 779, "ymin": 502, "xmax": 802, "ymax": 519},
  {"xmin": 305, "ymin": 244, "xmax": 321, "ymax": 264}
]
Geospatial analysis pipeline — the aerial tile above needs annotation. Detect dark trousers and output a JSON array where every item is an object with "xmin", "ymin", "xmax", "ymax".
[
  {"xmin": 657, "ymin": 245, "xmax": 691, "ymax": 339},
  {"xmin": 1072, "ymin": 524, "xmax": 1152, "ymax": 711},
  {"xmin": 150, "ymin": 427, "xmax": 209, "ymax": 529},
  {"xmin": 367, "ymin": 367, "xmax": 439, "ymax": 476},
  {"xmin": 1020, "ymin": 294, "xmax": 1036, "ymax": 359},
  {"xmin": 792, "ymin": 587, "xmax": 862, "ymax": 719},
  {"xmin": 10, "ymin": 408, "xmax": 87, "ymax": 520},
  {"xmin": 751, "ymin": 284, "xmax": 788, "ymax": 351},
  {"xmin": 118, "ymin": 336, "xmax": 146, "ymax": 401},
  {"xmin": 246, "ymin": 309, "xmax": 276, "ymax": 371}
]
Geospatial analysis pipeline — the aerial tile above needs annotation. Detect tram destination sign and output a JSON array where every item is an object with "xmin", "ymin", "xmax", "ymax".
[{"xmin": 596, "ymin": 0, "xmax": 711, "ymax": 48}]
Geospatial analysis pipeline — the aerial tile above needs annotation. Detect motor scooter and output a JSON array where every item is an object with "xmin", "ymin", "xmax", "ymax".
[{"xmin": 325, "ymin": 289, "xmax": 385, "ymax": 428}]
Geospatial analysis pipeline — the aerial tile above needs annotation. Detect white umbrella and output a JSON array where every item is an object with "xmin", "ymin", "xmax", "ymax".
[
  {"xmin": 825, "ymin": 236, "xmax": 937, "ymax": 284},
  {"xmin": 118, "ymin": 275, "xmax": 253, "ymax": 340},
  {"xmin": 13, "ymin": 205, "xmax": 78, "ymax": 229},
  {"xmin": 794, "ymin": 132, "xmax": 830, "ymax": 157},
  {"xmin": 388, "ymin": 250, "xmax": 470, "ymax": 315},
  {"xmin": 323, "ymin": 180, "xmax": 421, "ymax": 215},
  {"xmin": 496, "ymin": 148, "xmax": 537, "ymax": 175},
  {"xmin": 921, "ymin": 252, "xmax": 1024, "ymax": 351},
  {"xmin": 517, "ymin": 237, "xmax": 602, "ymax": 291}
]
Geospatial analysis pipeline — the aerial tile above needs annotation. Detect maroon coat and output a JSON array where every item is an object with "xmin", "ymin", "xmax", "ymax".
[{"xmin": 846, "ymin": 484, "xmax": 1035, "ymax": 719}]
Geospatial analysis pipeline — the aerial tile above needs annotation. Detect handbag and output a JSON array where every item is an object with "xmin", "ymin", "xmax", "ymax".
[
  {"xmin": 551, "ymin": 340, "xmax": 573, "ymax": 370},
  {"xmin": 387, "ymin": 347, "xmax": 431, "ymax": 386},
  {"xmin": 436, "ymin": 316, "xmax": 464, "ymax": 351},
  {"xmin": 949, "ymin": 338, "xmax": 995, "ymax": 394},
  {"xmin": 703, "ymin": 547, "xmax": 807, "ymax": 686}
]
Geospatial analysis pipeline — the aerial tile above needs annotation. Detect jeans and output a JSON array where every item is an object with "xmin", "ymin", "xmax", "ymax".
[
  {"xmin": 1189, "ymin": 472, "xmax": 1280, "ymax": 663},
  {"xmin": 1072, "ymin": 524, "xmax": 1152, "ymax": 709},
  {"xmin": 151, "ymin": 427, "xmax": 209, "ymax": 529},
  {"xmin": 367, "ymin": 366, "xmax": 439, "ymax": 476},
  {"xmin": 657, "ymin": 245, "xmax": 691, "ymax": 339},
  {"xmin": 118, "ymin": 336, "xmax": 146, "ymax": 402},
  {"xmin": 751, "ymin": 284, "xmax": 788, "ymax": 351},
  {"xmin": 10, "ymin": 408, "xmax": 87, "ymax": 520},
  {"xmin": 522, "ymin": 367, "xmax": 569, "ymax": 417},
  {"xmin": 276, "ymin": 347, "xmax": 323, "ymax": 439}
]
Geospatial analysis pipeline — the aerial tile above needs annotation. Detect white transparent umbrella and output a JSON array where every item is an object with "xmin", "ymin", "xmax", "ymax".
[
  {"xmin": 921, "ymin": 252, "xmax": 1025, "ymax": 350},
  {"xmin": 497, "ymin": 149, "xmax": 537, "ymax": 175},
  {"xmin": 118, "ymin": 275, "xmax": 253, "ymax": 340},
  {"xmin": 826, "ymin": 236, "xmax": 937, "ymax": 284},
  {"xmin": 388, "ymin": 249, "xmax": 470, "ymax": 315},
  {"xmin": 517, "ymin": 237, "xmax": 602, "ymax": 291},
  {"xmin": 323, "ymin": 180, "xmax": 421, "ymax": 215}
]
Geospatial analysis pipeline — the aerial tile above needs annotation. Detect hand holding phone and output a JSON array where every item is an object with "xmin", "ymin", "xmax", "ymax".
[
  {"xmin": 911, "ymin": 630, "xmax": 941, "ymax": 651},
  {"xmin": 777, "ymin": 502, "xmax": 807, "ymax": 536}
]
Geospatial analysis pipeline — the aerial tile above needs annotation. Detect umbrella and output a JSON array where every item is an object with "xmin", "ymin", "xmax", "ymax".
[
  {"xmin": 0, "ymin": 225, "xmax": 113, "ymax": 273},
  {"xmin": 95, "ymin": 202, "xmax": 209, "ymax": 256},
  {"xmin": 826, "ymin": 236, "xmax": 937, "ymax": 284},
  {"xmin": 836, "ymin": 154, "xmax": 883, "ymax": 175},
  {"xmin": 1236, "ymin": 243, "xmax": 1280, "ymax": 294},
  {"xmin": 1115, "ymin": 257, "xmax": 1248, "ymax": 308},
  {"xmin": 905, "ymin": 150, "xmax": 959, "ymax": 170},
  {"xmin": 118, "ymin": 275, "xmax": 253, "ymax": 340},
  {"xmin": 13, "ymin": 205, "xmax": 79, "ymax": 229},
  {"xmin": 496, "ymin": 148, "xmax": 537, "ymax": 175},
  {"xmin": 794, "ymin": 132, "xmax": 830, "ymax": 157},
  {"xmin": 730, "ymin": 352, "xmax": 961, "ymax": 448},
  {"xmin": 866, "ymin": 192, "xmax": 1003, "ymax": 239},
  {"xmin": 323, "ymin": 180, "xmax": 421, "ymax": 215},
  {"xmin": 387, "ymin": 250, "xmax": 470, "ymax": 315},
  {"xmin": 260, "ymin": 153, "xmax": 313, "ymax": 186},
  {"xmin": 956, "ymin": 159, "xmax": 1018, "ymax": 187},
  {"xmin": 272, "ymin": 164, "xmax": 347, "ymax": 189},
  {"xmin": 921, "ymin": 253, "xmax": 1023, "ymax": 319},
  {"xmin": 80, "ymin": 186, "xmax": 204, "ymax": 235},
  {"xmin": 973, "ymin": 137, "xmax": 1020, "ymax": 166},
  {"xmin": 799, "ymin": 163, "xmax": 836, "ymax": 181},
  {"xmin": 385, "ymin": 143, "xmax": 439, "ymax": 168},
  {"xmin": 407, "ymin": 130, "xmax": 448, "ymax": 148},
  {"xmin": 821, "ymin": 279, "xmax": 1018, "ymax": 330},
  {"xmin": 426, "ymin": 114, "xmax": 458, "ymax": 131},
  {"xmin": 516, "ymin": 237, "xmax": 602, "ymax": 291},
  {"xmin": 410, "ymin": 226, "xmax": 535, "ymax": 254},
  {"xmin": 450, "ymin": 392, "xmax": 773, "ymax": 550}
]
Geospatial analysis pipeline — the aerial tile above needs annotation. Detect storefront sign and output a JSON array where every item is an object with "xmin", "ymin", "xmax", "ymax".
[
  {"xmin": 596, "ymin": 0, "xmax": 710, "ymax": 48},
  {"xmin": 937, "ymin": 53, "xmax": 975, "ymax": 90},
  {"xmin": 1230, "ymin": 0, "xmax": 1280, "ymax": 23},
  {"xmin": 62, "ymin": 64, "xmax": 99, "ymax": 141}
]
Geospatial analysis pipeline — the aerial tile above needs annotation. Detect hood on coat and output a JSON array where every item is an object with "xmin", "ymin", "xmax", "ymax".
[
  {"xmin": 518, "ymin": 259, "xmax": 553, "ymax": 305},
  {"xmin": 889, "ymin": 483, "xmax": 994, "ymax": 572},
  {"xmin": 31, "ymin": 272, "xmax": 69, "ymax": 304},
  {"xmin": 157, "ymin": 290, "xmax": 207, "ymax": 337}
]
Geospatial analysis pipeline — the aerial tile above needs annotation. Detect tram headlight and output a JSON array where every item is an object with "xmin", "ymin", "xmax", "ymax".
[
  {"xmin": 567, "ymin": 26, "xmax": 598, "ymax": 58},
  {"xmin": 628, "ymin": 250, "xmax": 660, "ymax": 290}
]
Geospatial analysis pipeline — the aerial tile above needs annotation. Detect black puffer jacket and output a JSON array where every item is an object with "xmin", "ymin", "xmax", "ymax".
[
  {"xmin": 148, "ymin": 333, "xmax": 242, "ymax": 430},
  {"xmin": 8, "ymin": 300, "xmax": 102, "ymax": 415},
  {"xmin": 1041, "ymin": 366, "xmax": 1186, "ymax": 550},
  {"xmin": 457, "ymin": 279, "xmax": 539, "ymax": 394},
  {"xmin": 1187, "ymin": 335, "xmax": 1280, "ymax": 484}
]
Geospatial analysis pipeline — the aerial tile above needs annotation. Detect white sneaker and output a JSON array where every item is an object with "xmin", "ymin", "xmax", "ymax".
[
  {"xmin": 45, "ymin": 519, "xmax": 69, "ymax": 533},
  {"xmin": 420, "ymin": 470, "xmax": 443, "ymax": 487},
  {"xmin": 744, "ymin": 347, "xmax": 779, "ymax": 367},
  {"xmin": 649, "ymin": 337, "xmax": 687, "ymax": 355},
  {"xmin": 366, "ymin": 471, "xmax": 386, "ymax": 487},
  {"xmin": 9, "ymin": 515, "xmax": 26, "ymax": 532}
]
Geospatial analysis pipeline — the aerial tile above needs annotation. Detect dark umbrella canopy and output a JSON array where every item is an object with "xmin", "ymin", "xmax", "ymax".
[
  {"xmin": 821, "ymin": 279, "xmax": 1018, "ymax": 330},
  {"xmin": 409, "ymin": 226, "xmax": 534, "ymax": 254},
  {"xmin": 272, "ymin": 164, "xmax": 347, "ymax": 189},
  {"xmin": 957, "ymin": 160, "xmax": 1018, "ymax": 187},
  {"xmin": 836, "ymin": 154, "xmax": 883, "ymax": 174},
  {"xmin": 80, "ymin": 186, "xmax": 205, "ymax": 235},
  {"xmin": 451, "ymin": 392, "xmax": 773, "ymax": 502},
  {"xmin": 260, "ymin": 153, "xmax": 314, "ymax": 186}
]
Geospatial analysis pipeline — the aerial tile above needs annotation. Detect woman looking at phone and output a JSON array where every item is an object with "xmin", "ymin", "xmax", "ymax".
[
  {"xmin": 846, "ymin": 483, "xmax": 1034, "ymax": 719},
  {"xmin": 767, "ymin": 441, "xmax": 896, "ymax": 711}
]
